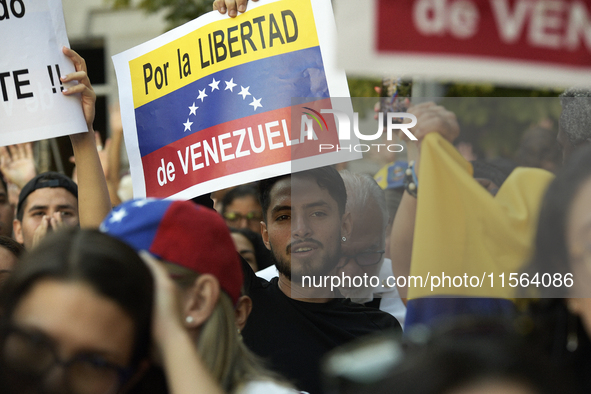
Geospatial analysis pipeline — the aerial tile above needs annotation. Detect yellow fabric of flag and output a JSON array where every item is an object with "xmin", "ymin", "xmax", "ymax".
[{"xmin": 408, "ymin": 133, "xmax": 554, "ymax": 299}]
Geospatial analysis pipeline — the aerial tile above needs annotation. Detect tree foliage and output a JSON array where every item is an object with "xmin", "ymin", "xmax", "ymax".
[
  {"xmin": 346, "ymin": 78, "xmax": 563, "ymax": 159},
  {"xmin": 441, "ymin": 84, "xmax": 562, "ymax": 158},
  {"xmin": 109, "ymin": 0, "xmax": 213, "ymax": 29}
]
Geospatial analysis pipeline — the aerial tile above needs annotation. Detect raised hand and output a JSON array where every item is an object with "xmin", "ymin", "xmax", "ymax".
[
  {"xmin": 61, "ymin": 46, "xmax": 96, "ymax": 130},
  {"xmin": 31, "ymin": 212, "xmax": 68, "ymax": 249},
  {"xmin": 140, "ymin": 251, "xmax": 185, "ymax": 344},
  {"xmin": 0, "ymin": 143, "xmax": 36, "ymax": 189},
  {"xmin": 405, "ymin": 102, "xmax": 460, "ymax": 144},
  {"xmin": 61, "ymin": 46, "xmax": 111, "ymax": 227}
]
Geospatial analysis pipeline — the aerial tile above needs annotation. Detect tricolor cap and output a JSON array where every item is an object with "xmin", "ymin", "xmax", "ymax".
[
  {"xmin": 374, "ymin": 161, "xmax": 408, "ymax": 190},
  {"xmin": 100, "ymin": 199, "xmax": 243, "ymax": 304}
]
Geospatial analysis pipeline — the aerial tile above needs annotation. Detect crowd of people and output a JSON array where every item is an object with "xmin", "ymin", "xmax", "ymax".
[{"xmin": 2, "ymin": 1, "xmax": 591, "ymax": 393}]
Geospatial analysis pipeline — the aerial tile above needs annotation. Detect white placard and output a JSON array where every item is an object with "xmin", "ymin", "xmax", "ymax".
[{"xmin": 0, "ymin": 0, "xmax": 87, "ymax": 146}]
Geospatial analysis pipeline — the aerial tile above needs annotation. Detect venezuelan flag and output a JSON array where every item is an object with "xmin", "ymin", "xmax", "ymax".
[
  {"xmin": 404, "ymin": 134, "xmax": 554, "ymax": 330},
  {"xmin": 127, "ymin": 0, "xmax": 341, "ymax": 198}
]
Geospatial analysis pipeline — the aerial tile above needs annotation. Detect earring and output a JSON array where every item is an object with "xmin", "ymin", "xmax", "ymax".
[
  {"xmin": 186, "ymin": 316, "xmax": 194, "ymax": 324},
  {"xmin": 342, "ymin": 236, "xmax": 346, "ymax": 242}
]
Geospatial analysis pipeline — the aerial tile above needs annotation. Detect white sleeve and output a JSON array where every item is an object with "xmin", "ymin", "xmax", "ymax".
[{"xmin": 255, "ymin": 264, "xmax": 279, "ymax": 281}]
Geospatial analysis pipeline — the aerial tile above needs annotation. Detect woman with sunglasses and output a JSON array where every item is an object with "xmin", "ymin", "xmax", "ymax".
[
  {"xmin": 0, "ymin": 227, "xmax": 225, "ymax": 394},
  {"xmin": 0, "ymin": 228, "xmax": 153, "ymax": 394}
]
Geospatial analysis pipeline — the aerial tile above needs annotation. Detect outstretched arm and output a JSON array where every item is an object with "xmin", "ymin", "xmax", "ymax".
[
  {"xmin": 61, "ymin": 47, "xmax": 111, "ymax": 228},
  {"xmin": 389, "ymin": 103, "xmax": 459, "ymax": 302},
  {"xmin": 107, "ymin": 104, "xmax": 124, "ymax": 206},
  {"xmin": 141, "ymin": 251, "xmax": 225, "ymax": 394}
]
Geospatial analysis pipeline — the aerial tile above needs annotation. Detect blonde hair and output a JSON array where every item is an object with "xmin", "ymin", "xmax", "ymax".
[{"xmin": 166, "ymin": 263, "xmax": 290, "ymax": 393}]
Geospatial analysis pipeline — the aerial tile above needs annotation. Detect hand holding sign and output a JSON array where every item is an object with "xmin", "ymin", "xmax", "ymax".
[
  {"xmin": 213, "ymin": 0, "xmax": 258, "ymax": 18},
  {"xmin": 61, "ymin": 46, "xmax": 96, "ymax": 130},
  {"xmin": 405, "ymin": 102, "xmax": 460, "ymax": 145},
  {"xmin": 114, "ymin": 0, "xmax": 357, "ymax": 200},
  {"xmin": 58, "ymin": 47, "xmax": 112, "ymax": 230},
  {"xmin": 0, "ymin": 0, "xmax": 87, "ymax": 146}
]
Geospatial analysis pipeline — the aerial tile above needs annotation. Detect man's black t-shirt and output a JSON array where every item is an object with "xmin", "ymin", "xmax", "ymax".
[{"xmin": 241, "ymin": 261, "xmax": 401, "ymax": 394}]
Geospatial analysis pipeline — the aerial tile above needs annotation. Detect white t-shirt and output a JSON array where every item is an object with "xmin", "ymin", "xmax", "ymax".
[{"xmin": 256, "ymin": 264, "xmax": 279, "ymax": 281}]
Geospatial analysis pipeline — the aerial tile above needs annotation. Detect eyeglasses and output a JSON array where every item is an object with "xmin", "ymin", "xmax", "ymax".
[
  {"xmin": 341, "ymin": 250, "xmax": 385, "ymax": 267},
  {"xmin": 1, "ymin": 325, "xmax": 130, "ymax": 394},
  {"xmin": 223, "ymin": 211, "xmax": 262, "ymax": 223}
]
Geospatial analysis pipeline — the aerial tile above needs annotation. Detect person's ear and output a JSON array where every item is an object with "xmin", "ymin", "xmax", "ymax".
[
  {"xmin": 234, "ymin": 295, "xmax": 253, "ymax": 331},
  {"xmin": 13, "ymin": 219, "xmax": 23, "ymax": 244},
  {"xmin": 183, "ymin": 274, "xmax": 221, "ymax": 329},
  {"xmin": 341, "ymin": 211, "xmax": 352, "ymax": 241},
  {"xmin": 261, "ymin": 221, "xmax": 270, "ymax": 250}
]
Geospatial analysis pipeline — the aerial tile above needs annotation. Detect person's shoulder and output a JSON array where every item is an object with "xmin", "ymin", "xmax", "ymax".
[
  {"xmin": 242, "ymin": 255, "xmax": 275, "ymax": 295},
  {"xmin": 247, "ymin": 275, "xmax": 284, "ymax": 307},
  {"xmin": 339, "ymin": 299, "xmax": 401, "ymax": 330}
]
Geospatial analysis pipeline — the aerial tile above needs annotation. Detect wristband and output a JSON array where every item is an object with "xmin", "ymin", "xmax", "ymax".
[{"xmin": 404, "ymin": 160, "xmax": 418, "ymax": 198}]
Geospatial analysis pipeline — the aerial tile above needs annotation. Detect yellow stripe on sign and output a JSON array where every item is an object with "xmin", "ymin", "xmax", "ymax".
[{"xmin": 130, "ymin": 0, "xmax": 319, "ymax": 109}]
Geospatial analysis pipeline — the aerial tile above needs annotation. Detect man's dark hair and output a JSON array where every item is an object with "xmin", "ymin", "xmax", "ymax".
[
  {"xmin": 258, "ymin": 166, "xmax": 347, "ymax": 222},
  {"xmin": 360, "ymin": 318, "xmax": 577, "ymax": 394},
  {"xmin": 559, "ymin": 88, "xmax": 591, "ymax": 146},
  {"xmin": 16, "ymin": 172, "xmax": 78, "ymax": 221},
  {"xmin": 0, "ymin": 236, "xmax": 24, "ymax": 259},
  {"xmin": 471, "ymin": 158, "xmax": 516, "ymax": 189},
  {"xmin": 221, "ymin": 184, "xmax": 260, "ymax": 214}
]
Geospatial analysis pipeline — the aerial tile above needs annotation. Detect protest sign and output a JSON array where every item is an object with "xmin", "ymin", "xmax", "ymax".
[
  {"xmin": 335, "ymin": 0, "xmax": 591, "ymax": 87},
  {"xmin": 113, "ymin": 0, "xmax": 358, "ymax": 200},
  {"xmin": 0, "ymin": 0, "xmax": 87, "ymax": 146}
]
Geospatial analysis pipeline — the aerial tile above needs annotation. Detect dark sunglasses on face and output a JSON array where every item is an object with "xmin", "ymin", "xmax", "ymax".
[{"xmin": 1, "ymin": 325, "xmax": 131, "ymax": 394}]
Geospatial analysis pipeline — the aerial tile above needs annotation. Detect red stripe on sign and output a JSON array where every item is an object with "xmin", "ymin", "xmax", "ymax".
[
  {"xmin": 377, "ymin": 0, "xmax": 591, "ymax": 68},
  {"xmin": 142, "ymin": 98, "xmax": 339, "ymax": 197}
]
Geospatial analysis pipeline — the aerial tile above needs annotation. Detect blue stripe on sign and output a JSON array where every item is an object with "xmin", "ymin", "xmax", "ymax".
[{"xmin": 134, "ymin": 46, "xmax": 328, "ymax": 157}]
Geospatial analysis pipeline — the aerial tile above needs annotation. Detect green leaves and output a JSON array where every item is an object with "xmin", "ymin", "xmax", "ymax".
[{"xmin": 106, "ymin": 0, "xmax": 212, "ymax": 29}]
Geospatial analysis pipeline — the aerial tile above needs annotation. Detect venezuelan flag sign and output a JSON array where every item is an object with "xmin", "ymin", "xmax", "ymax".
[{"xmin": 113, "ymin": 0, "xmax": 358, "ymax": 199}]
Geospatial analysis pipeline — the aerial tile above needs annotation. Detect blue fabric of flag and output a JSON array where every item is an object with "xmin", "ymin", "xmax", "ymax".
[
  {"xmin": 134, "ymin": 46, "xmax": 328, "ymax": 157},
  {"xmin": 404, "ymin": 298, "xmax": 516, "ymax": 332}
]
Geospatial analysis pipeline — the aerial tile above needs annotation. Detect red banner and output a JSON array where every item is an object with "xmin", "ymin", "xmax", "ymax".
[
  {"xmin": 336, "ymin": 0, "xmax": 591, "ymax": 87},
  {"xmin": 377, "ymin": 0, "xmax": 591, "ymax": 68}
]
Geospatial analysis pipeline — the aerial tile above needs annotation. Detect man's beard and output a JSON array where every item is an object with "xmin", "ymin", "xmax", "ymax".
[
  {"xmin": 273, "ymin": 250, "xmax": 292, "ymax": 281},
  {"xmin": 271, "ymin": 238, "xmax": 342, "ymax": 283}
]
